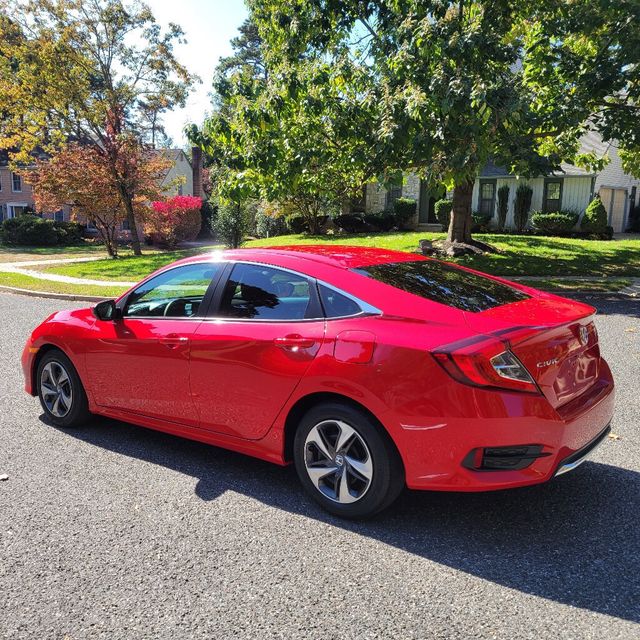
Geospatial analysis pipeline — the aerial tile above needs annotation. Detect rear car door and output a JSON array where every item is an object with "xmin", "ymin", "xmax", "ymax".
[
  {"xmin": 85, "ymin": 262, "xmax": 223, "ymax": 425},
  {"xmin": 190, "ymin": 262, "xmax": 326, "ymax": 439}
]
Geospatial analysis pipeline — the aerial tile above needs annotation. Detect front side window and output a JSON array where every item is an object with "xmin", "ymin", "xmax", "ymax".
[
  {"xmin": 124, "ymin": 263, "xmax": 221, "ymax": 318},
  {"xmin": 479, "ymin": 180, "xmax": 496, "ymax": 216},
  {"xmin": 543, "ymin": 180, "xmax": 562, "ymax": 212},
  {"xmin": 353, "ymin": 260, "xmax": 529, "ymax": 312},
  {"xmin": 54, "ymin": 210, "xmax": 64, "ymax": 222},
  {"xmin": 218, "ymin": 263, "xmax": 312, "ymax": 320},
  {"xmin": 12, "ymin": 172, "xmax": 21, "ymax": 192}
]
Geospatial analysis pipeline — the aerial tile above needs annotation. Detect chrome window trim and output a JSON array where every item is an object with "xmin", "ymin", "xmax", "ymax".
[{"xmin": 316, "ymin": 280, "xmax": 382, "ymax": 320}]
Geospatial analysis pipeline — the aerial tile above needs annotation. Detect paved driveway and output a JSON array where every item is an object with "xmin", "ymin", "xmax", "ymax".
[{"xmin": 1, "ymin": 292, "xmax": 638, "ymax": 639}]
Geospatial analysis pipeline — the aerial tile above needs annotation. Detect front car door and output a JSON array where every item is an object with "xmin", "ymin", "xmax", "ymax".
[
  {"xmin": 84, "ymin": 262, "xmax": 223, "ymax": 425},
  {"xmin": 190, "ymin": 262, "xmax": 326, "ymax": 440}
]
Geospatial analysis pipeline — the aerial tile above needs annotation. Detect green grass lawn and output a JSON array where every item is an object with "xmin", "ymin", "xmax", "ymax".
[
  {"xmin": 22, "ymin": 232, "xmax": 640, "ymax": 284},
  {"xmin": 0, "ymin": 242, "xmax": 111, "ymax": 263},
  {"xmin": 0, "ymin": 271, "xmax": 128, "ymax": 298},
  {"xmin": 512, "ymin": 277, "xmax": 631, "ymax": 293}
]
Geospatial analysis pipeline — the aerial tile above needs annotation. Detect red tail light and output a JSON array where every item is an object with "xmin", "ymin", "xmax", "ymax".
[{"xmin": 432, "ymin": 333, "xmax": 540, "ymax": 394}]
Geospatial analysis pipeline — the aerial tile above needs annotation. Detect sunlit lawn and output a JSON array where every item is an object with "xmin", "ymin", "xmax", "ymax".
[{"xmin": 25, "ymin": 232, "xmax": 640, "ymax": 282}]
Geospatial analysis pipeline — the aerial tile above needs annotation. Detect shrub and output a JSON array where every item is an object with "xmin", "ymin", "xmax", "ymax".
[
  {"xmin": 531, "ymin": 211, "xmax": 579, "ymax": 234},
  {"xmin": 255, "ymin": 208, "xmax": 289, "ymax": 238},
  {"xmin": 364, "ymin": 211, "xmax": 396, "ymax": 231},
  {"xmin": 497, "ymin": 185, "xmax": 509, "ymax": 231},
  {"xmin": 514, "ymin": 184, "xmax": 533, "ymax": 232},
  {"xmin": 434, "ymin": 199, "xmax": 452, "ymax": 231},
  {"xmin": 1, "ymin": 215, "xmax": 58, "ymax": 245},
  {"xmin": 53, "ymin": 220, "xmax": 84, "ymax": 244},
  {"xmin": 214, "ymin": 202, "xmax": 249, "ymax": 248},
  {"xmin": 581, "ymin": 196, "xmax": 608, "ymax": 234},
  {"xmin": 393, "ymin": 197, "xmax": 417, "ymax": 227},
  {"xmin": 471, "ymin": 212, "xmax": 492, "ymax": 232},
  {"xmin": 146, "ymin": 195, "xmax": 202, "ymax": 248},
  {"xmin": 333, "ymin": 213, "xmax": 369, "ymax": 233}
]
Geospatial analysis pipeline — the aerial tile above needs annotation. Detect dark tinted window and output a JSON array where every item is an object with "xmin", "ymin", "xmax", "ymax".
[
  {"xmin": 319, "ymin": 284, "xmax": 362, "ymax": 318},
  {"xmin": 353, "ymin": 260, "xmax": 529, "ymax": 312},
  {"xmin": 218, "ymin": 263, "xmax": 311, "ymax": 320},
  {"xmin": 124, "ymin": 263, "xmax": 220, "ymax": 318}
]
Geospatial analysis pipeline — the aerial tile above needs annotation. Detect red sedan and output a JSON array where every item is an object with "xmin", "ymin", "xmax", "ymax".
[{"xmin": 22, "ymin": 246, "xmax": 615, "ymax": 518}]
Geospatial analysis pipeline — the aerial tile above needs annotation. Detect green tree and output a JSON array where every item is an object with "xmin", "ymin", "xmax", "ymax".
[
  {"xmin": 0, "ymin": 0, "xmax": 196, "ymax": 255},
  {"xmin": 246, "ymin": 0, "xmax": 640, "ymax": 253}
]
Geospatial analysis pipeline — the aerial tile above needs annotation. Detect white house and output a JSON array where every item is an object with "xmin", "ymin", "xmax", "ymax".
[{"xmin": 363, "ymin": 132, "xmax": 640, "ymax": 233}]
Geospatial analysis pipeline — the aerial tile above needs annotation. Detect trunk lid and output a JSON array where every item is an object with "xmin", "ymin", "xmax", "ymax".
[{"xmin": 464, "ymin": 296, "xmax": 600, "ymax": 409}]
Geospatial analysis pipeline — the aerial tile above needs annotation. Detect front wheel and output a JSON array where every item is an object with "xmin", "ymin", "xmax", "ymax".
[
  {"xmin": 37, "ymin": 350, "xmax": 90, "ymax": 428},
  {"xmin": 293, "ymin": 402, "xmax": 405, "ymax": 519}
]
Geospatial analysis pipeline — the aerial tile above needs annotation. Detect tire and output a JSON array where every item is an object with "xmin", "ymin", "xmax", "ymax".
[
  {"xmin": 293, "ymin": 402, "xmax": 405, "ymax": 519},
  {"xmin": 37, "ymin": 349, "xmax": 90, "ymax": 428}
]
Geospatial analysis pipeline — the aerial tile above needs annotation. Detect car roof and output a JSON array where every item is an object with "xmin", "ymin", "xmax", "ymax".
[{"xmin": 174, "ymin": 245, "xmax": 422, "ymax": 270}]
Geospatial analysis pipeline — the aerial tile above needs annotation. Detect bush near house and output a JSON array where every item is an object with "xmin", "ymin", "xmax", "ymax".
[
  {"xmin": 514, "ymin": 184, "xmax": 533, "ymax": 233},
  {"xmin": 472, "ymin": 212, "xmax": 492, "ymax": 232},
  {"xmin": 215, "ymin": 202, "xmax": 249, "ymax": 248},
  {"xmin": 334, "ymin": 213, "xmax": 369, "ymax": 233},
  {"xmin": 146, "ymin": 195, "xmax": 202, "ymax": 248},
  {"xmin": 435, "ymin": 198, "xmax": 452, "ymax": 231},
  {"xmin": 497, "ymin": 185, "xmax": 509, "ymax": 231},
  {"xmin": 393, "ymin": 197, "xmax": 417, "ymax": 227},
  {"xmin": 581, "ymin": 196, "xmax": 608, "ymax": 234},
  {"xmin": 0, "ymin": 215, "xmax": 84, "ymax": 246},
  {"xmin": 364, "ymin": 211, "xmax": 396, "ymax": 231},
  {"xmin": 531, "ymin": 211, "xmax": 580, "ymax": 234}
]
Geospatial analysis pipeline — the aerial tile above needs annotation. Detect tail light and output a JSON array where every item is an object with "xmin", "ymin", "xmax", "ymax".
[{"xmin": 432, "ymin": 333, "xmax": 540, "ymax": 394}]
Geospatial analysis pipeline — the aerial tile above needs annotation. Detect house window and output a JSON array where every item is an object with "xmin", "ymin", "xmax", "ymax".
[
  {"xmin": 121, "ymin": 218, "xmax": 130, "ymax": 231},
  {"xmin": 86, "ymin": 220, "xmax": 97, "ymax": 231},
  {"xmin": 54, "ymin": 210, "xmax": 64, "ymax": 222},
  {"xmin": 385, "ymin": 184, "xmax": 402, "ymax": 210},
  {"xmin": 543, "ymin": 179, "xmax": 563, "ymax": 212},
  {"xmin": 478, "ymin": 180, "xmax": 496, "ymax": 216},
  {"xmin": 11, "ymin": 172, "xmax": 22, "ymax": 192},
  {"xmin": 8, "ymin": 204, "xmax": 29, "ymax": 218}
]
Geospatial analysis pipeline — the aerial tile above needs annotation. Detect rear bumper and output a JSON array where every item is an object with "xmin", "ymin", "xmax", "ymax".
[{"xmin": 399, "ymin": 361, "xmax": 615, "ymax": 492}]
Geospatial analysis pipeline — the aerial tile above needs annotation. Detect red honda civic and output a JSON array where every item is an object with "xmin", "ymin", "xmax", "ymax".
[{"xmin": 22, "ymin": 246, "xmax": 614, "ymax": 518}]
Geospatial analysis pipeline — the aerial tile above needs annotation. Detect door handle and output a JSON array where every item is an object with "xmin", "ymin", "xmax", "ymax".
[
  {"xmin": 274, "ymin": 335, "xmax": 316, "ymax": 350},
  {"xmin": 159, "ymin": 335, "xmax": 190, "ymax": 349}
]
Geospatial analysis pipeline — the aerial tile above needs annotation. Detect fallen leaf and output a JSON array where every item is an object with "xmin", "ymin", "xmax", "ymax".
[
  {"xmin": 625, "ymin": 327, "xmax": 637, "ymax": 333},
  {"xmin": 0, "ymin": 474, "xmax": 8, "ymax": 481},
  {"xmin": 608, "ymin": 433, "xmax": 621, "ymax": 441}
]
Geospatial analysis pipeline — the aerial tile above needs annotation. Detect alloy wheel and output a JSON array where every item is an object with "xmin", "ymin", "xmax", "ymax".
[
  {"xmin": 40, "ymin": 361, "xmax": 73, "ymax": 418},
  {"xmin": 303, "ymin": 419, "xmax": 373, "ymax": 504}
]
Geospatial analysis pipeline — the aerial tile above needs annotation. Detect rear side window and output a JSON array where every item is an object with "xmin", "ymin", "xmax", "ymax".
[
  {"xmin": 352, "ymin": 260, "xmax": 529, "ymax": 312},
  {"xmin": 319, "ymin": 284, "xmax": 362, "ymax": 318},
  {"xmin": 218, "ymin": 263, "xmax": 312, "ymax": 320}
]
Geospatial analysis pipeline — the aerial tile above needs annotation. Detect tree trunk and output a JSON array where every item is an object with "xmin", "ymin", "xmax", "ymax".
[
  {"xmin": 447, "ymin": 178, "xmax": 475, "ymax": 244},
  {"xmin": 122, "ymin": 191, "xmax": 142, "ymax": 256}
]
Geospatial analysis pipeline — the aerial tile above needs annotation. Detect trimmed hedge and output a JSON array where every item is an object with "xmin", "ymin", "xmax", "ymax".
[
  {"xmin": 393, "ymin": 197, "xmax": 417, "ymax": 226},
  {"xmin": 472, "ymin": 212, "xmax": 492, "ymax": 232},
  {"xmin": 364, "ymin": 211, "xmax": 396, "ymax": 231},
  {"xmin": 434, "ymin": 199, "xmax": 452, "ymax": 231},
  {"xmin": 531, "ymin": 211, "xmax": 579, "ymax": 234},
  {"xmin": 0, "ymin": 215, "xmax": 84, "ymax": 246},
  {"xmin": 334, "ymin": 213, "xmax": 369, "ymax": 233},
  {"xmin": 581, "ymin": 196, "xmax": 608, "ymax": 234}
]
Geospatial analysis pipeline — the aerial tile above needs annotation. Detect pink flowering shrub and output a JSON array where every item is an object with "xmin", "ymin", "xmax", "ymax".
[{"xmin": 146, "ymin": 195, "xmax": 202, "ymax": 248}]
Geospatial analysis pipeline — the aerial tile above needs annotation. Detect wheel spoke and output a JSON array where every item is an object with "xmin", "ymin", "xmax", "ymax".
[
  {"xmin": 338, "ymin": 467, "xmax": 354, "ymax": 503},
  {"xmin": 52, "ymin": 395, "xmax": 61, "ymax": 416},
  {"xmin": 57, "ymin": 369, "xmax": 69, "ymax": 385},
  {"xmin": 335, "ymin": 421, "xmax": 356, "ymax": 453},
  {"xmin": 41, "ymin": 383, "xmax": 57, "ymax": 397},
  {"xmin": 345, "ymin": 455, "xmax": 373, "ymax": 482},
  {"xmin": 306, "ymin": 464, "xmax": 338, "ymax": 488},
  {"xmin": 306, "ymin": 425, "xmax": 333, "ymax": 461}
]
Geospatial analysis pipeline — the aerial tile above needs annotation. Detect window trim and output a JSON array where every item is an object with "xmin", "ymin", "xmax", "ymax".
[
  {"xmin": 116, "ymin": 261, "xmax": 225, "ymax": 320},
  {"xmin": 11, "ymin": 172, "xmax": 22, "ymax": 193},
  {"xmin": 478, "ymin": 179, "xmax": 497, "ymax": 217},
  {"xmin": 316, "ymin": 280, "xmax": 381, "ymax": 320},
  {"xmin": 543, "ymin": 178, "xmax": 563, "ymax": 213}
]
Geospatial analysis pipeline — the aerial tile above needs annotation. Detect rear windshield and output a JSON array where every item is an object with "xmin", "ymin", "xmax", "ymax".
[{"xmin": 352, "ymin": 260, "xmax": 529, "ymax": 312}]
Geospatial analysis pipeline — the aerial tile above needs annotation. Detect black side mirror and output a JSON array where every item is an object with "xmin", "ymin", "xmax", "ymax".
[{"xmin": 92, "ymin": 299, "xmax": 120, "ymax": 321}]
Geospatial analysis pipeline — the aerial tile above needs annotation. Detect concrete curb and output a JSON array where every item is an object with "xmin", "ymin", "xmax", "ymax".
[{"xmin": 0, "ymin": 285, "xmax": 107, "ymax": 303}]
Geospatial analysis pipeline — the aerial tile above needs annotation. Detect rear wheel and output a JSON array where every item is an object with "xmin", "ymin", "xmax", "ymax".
[
  {"xmin": 293, "ymin": 402, "xmax": 404, "ymax": 518},
  {"xmin": 37, "ymin": 350, "xmax": 90, "ymax": 428}
]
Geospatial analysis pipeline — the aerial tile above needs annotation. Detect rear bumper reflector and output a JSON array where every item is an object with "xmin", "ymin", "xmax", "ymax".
[{"xmin": 462, "ymin": 445, "xmax": 550, "ymax": 471}]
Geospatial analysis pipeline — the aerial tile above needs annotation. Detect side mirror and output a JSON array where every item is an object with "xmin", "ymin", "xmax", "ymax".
[{"xmin": 92, "ymin": 299, "xmax": 120, "ymax": 321}]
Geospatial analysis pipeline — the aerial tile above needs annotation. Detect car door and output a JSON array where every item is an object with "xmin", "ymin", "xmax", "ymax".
[
  {"xmin": 189, "ymin": 262, "xmax": 326, "ymax": 440},
  {"xmin": 84, "ymin": 262, "xmax": 223, "ymax": 425}
]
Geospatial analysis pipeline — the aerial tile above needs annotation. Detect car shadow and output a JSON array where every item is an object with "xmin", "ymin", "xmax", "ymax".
[{"xmin": 43, "ymin": 413, "xmax": 639, "ymax": 624}]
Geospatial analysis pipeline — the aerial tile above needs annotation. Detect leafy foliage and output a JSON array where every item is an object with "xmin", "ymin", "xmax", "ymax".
[
  {"xmin": 215, "ymin": 203, "xmax": 250, "ymax": 248},
  {"xmin": 497, "ymin": 185, "xmax": 510, "ymax": 231},
  {"xmin": 0, "ymin": 0, "xmax": 195, "ymax": 254},
  {"xmin": 147, "ymin": 196, "xmax": 202, "ymax": 248},
  {"xmin": 514, "ymin": 185, "xmax": 533, "ymax": 233},
  {"xmin": 24, "ymin": 143, "xmax": 171, "ymax": 256},
  {"xmin": 531, "ymin": 211, "xmax": 580, "ymax": 234},
  {"xmin": 0, "ymin": 215, "xmax": 84, "ymax": 246},
  {"xmin": 581, "ymin": 196, "xmax": 608, "ymax": 234},
  {"xmin": 393, "ymin": 198, "xmax": 417, "ymax": 227}
]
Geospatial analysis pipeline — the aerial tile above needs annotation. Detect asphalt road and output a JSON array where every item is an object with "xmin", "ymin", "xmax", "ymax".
[{"xmin": 1, "ymin": 292, "xmax": 638, "ymax": 640}]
